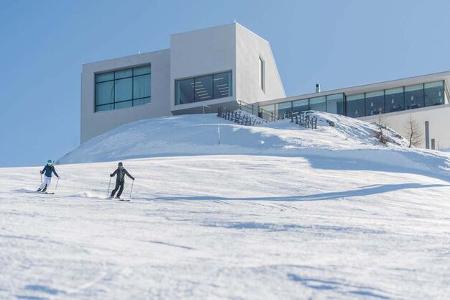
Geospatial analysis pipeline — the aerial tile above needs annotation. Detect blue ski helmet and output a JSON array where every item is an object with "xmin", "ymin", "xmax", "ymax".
[{"xmin": 47, "ymin": 160, "xmax": 53, "ymax": 165}]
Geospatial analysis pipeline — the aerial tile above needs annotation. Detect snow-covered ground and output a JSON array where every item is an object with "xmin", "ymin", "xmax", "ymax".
[{"xmin": 2, "ymin": 114, "xmax": 450, "ymax": 299}]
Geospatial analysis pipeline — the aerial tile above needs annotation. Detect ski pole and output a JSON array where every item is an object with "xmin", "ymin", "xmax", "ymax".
[
  {"xmin": 130, "ymin": 179, "xmax": 135, "ymax": 199},
  {"xmin": 55, "ymin": 177, "xmax": 60, "ymax": 191},
  {"xmin": 107, "ymin": 177, "xmax": 112, "ymax": 197}
]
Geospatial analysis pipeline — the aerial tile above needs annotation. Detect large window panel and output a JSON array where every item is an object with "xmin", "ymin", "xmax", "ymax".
[
  {"xmin": 405, "ymin": 84, "xmax": 424, "ymax": 109},
  {"xmin": 365, "ymin": 91, "xmax": 385, "ymax": 116},
  {"xmin": 133, "ymin": 65, "xmax": 151, "ymax": 76},
  {"xmin": 292, "ymin": 99, "xmax": 309, "ymax": 113},
  {"xmin": 424, "ymin": 81, "xmax": 444, "ymax": 107},
  {"xmin": 309, "ymin": 96, "xmax": 326, "ymax": 112},
  {"xmin": 195, "ymin": 75, "xmax": 213, "ymax": 101},
  {"xmin": 175, "ymin": 71, "xmax": 232, "ymax": 105},
  {"xmin": 175, "ymin": 78, "xmax": 195, "ymax": 104},
  {"xmin": 326, "ymin": 94, "xmax": 344, "ymax": 115},
  {"xmin": 385, "ymin": 87, "xmax": 404, "ymax": 113},
  {"xmin": 114, "ymin": 78, "xmax": 132, "ymax": 102},
  {"xmin": 95, "ymin": 64, "xmax": 151, "ymax": 112},
  {"xmin": 213, "ymin": 72, "xmax": 232, "ymax": 99},
  {"xmin": 347, "ymin": 94, "xmax": 365, "ymax": 117},
  {"xmin": 95, "ymin": 81, "xmax": 114, "ymax": 106},
  {"xmin": 133, "ymin": 74, "xmax": 151, "ymax": 99},
  {"xmin": 115, "ymin": 69, "xmax": 132, "ymax": 79},
  {"xmin": 276, "ymin": 101, "xmax": 292, "ymax": 116},
  {"xmin": 114, "ymin": 100, "xmax": 133, "ymax": 110},
  {"xmin": 95, "ymin": 72, "xmax": 114, "ymax": 83}
]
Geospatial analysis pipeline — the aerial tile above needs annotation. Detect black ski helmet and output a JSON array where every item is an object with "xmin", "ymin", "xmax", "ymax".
[{"xmin": 118, "ymin": 162, "xmax": 123, "ymax": 167}]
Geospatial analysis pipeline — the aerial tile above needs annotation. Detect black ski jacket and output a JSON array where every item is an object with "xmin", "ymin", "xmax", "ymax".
[
  {"xmin": 110, "ymin": 167, "xmax": 134, "ymax": 182},
  {"xmin": 41, "ymin": 164, "xmax": 59, "ymax": 178}
]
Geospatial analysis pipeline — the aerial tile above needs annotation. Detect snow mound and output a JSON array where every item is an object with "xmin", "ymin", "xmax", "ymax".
[{"xmin": 59, "ymin": 113, "xmax": 450, "ymax": 181}]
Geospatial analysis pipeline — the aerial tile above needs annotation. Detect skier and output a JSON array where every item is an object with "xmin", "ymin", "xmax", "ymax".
[
  {"xmin": 109, "ymin": 162, "xmax": 135, "ymax": 199},
  {"xmin": 37, "ymin": 160, "xmax": 60, "ymax": 192}
]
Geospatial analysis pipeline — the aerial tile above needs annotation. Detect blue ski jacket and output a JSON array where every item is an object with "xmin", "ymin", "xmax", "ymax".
[{"xmin": 41, "ymin": 164, "xmax": 59, "ymax": 178}]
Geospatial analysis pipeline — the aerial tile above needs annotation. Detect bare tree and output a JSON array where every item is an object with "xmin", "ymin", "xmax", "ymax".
[
  {"xmin": 405, "ymin": 115, "xmax": 423, "ymax": 148},
  {"xmin": 375, "ymin": 112, "xmax": 388, "ymax": 145}
]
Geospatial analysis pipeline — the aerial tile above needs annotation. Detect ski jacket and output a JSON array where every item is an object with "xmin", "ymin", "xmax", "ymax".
[
  {"xmin": 41, "ymin": 164, "xmax": 59, "ymax": 178},
  {"xmin": 110, "ymin": 167, "xmax": 134, "ymax": 182}
]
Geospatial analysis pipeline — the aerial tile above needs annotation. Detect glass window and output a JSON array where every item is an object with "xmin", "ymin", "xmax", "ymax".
[
  {"xmin": 385, "ymin": 87, "xmax": 404, "ymax": 113},
  {"xmin": 115, "ymin": 100, "xmax": 133, "ymax": 109},
  {"xmin": 326, "ymin": 94, "xmax": 344, "ymax": 115},
  {"xmin": 292, "ymin": 99, "xmax": 309, "ymax": 113},
  {"xmin": 133, "ymin": 65, "xmax": 151, "ymax": 76},
  {"xmin": 213, "ymin": 72, "xmax": 232, "ymax": 99},
  {"xmin": 95, "ymin": 72, "xmax": 114, "ymax": 83},
  {"xmin": 175, "ymin": 78, "xmax": 195, "ymax": 104},
  {"xmin": 95, "ymin": 64, "xmax": 151, "ymax": 112},
  {"xmin": 405, "ymin": 84, "xmax": 424, "ymax": 109},
  {"xmin": 309, "ymin": 96, "xmax": 326, "ymax": 112},
  {"xmin": 424, "ymin": 81, "xmax": 444, "ymax": 107},
  {"xmin": 195, "ymin": 75, "xmax": 213, "ymax": 101},
  {"xmin": 115, "ymin": 69, "xmax": 132, "ymax": 79},
  {"xmin": 95, "ymin": 104, "xmax": 114, "ymax": 112},
  {"xmin": 347, "ymin": 94, "xmax": 365, "ymax": 117},
  {"xmin": 175, "ymin": 71, "xmax": 232, "ymax": 105},
  {"xmin": 365, "ymin": 91, "xmax": 385, "ymax": 116},
  {"xmin": 133, "ymin": 74, "xmax": 151, "ymax": 99},
  {"xmin": 276, "ymin": 101, "xmax": 291, "ymax": 116},
  {"xmin": 114, "ymin": 78, "xmax": 132, "ymax": 102},
  {"xmin": 95, "ymin": 81, "xmax": 114, "ymax": 105}
]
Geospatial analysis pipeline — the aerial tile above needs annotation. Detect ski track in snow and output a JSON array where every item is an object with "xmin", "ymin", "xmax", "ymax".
[{"xmin": 1, "ymin": 155, "xmax": 450, "ymax": 299}]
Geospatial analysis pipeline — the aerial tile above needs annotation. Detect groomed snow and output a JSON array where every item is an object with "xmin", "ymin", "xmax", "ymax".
[{"xmin": 2, "ymin": 114, "xmax": 450, "ymax": 299}]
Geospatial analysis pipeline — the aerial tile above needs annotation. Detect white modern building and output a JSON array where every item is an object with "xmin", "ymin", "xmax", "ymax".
[
  {"xmin": 81, "ymin": 22, "xmax": 450, "ymax": 150},
  {"xmin": 81, "ymin": 23, "xmax": 285, "ymax": 142}
]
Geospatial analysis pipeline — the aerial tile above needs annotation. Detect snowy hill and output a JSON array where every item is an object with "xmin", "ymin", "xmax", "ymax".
[
  {"xmin": 2, "ymin": 113, "xmax": 450, "ymax": 299},
  {"xmin": 60, "ymin": 112, "xmax": 450, "ymax": 182}
]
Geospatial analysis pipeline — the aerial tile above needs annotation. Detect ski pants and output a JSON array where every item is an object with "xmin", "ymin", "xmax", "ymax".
[
  {"xmin": 111, "ymin": 180, "xmax": 125, "ymax": 198},
  {"xmin": 39, "ymin": 176, "xmax": 52, "ymax": 191}
]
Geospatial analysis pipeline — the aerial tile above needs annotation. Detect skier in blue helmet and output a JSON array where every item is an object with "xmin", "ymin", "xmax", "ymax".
[{"xmin": 37, "ymin": 160, "xmax": 60, "ymax": 192}]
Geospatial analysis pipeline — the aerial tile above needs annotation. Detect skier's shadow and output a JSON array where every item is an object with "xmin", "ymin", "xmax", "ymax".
[{"xmin": 156, "ymin": 183, "xmax": 448, "ymax": 202}]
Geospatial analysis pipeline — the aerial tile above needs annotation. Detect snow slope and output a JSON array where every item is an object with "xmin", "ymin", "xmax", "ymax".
[
  {"xmin": 2, "ymin": 113, "xmax": 450, "ymax": 299},
  {"xmin": 60, "ymin": 113, "xmax": 450, "ymax": 182}
]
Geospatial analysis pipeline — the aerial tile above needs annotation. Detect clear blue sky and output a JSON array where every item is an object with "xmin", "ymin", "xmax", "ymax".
[{"xmin": 1, "ymin": 0, "xmax": 450, "ymax": 167}]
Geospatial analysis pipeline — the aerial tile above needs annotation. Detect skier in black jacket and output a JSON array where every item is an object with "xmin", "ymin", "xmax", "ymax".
[
  {"xmin": 37, "ymin": 160, "xmax": 59, "ymax": 192},
  {"xmin": 110, "ymin": 162, "xmax": 135, "ymax": 199}
]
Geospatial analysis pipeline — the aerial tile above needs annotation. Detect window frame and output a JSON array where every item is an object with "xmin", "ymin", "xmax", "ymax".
[
  {"xmin": 174, "ymin": 70, "xmax": 233, "ymax": 105},
  {"xmin": 94, "ymin": 64, "xmax": 151, "ymax": 112}
]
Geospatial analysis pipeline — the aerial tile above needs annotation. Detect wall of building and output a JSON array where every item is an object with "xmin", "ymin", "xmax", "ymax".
[
  {"xmin": 235, "ymin": 23, "xmax": 285, "ymax": 104},
  {"xmin": 170, "ymin": 24, "xmax": 237, "ymax": 113},
  {"xmin": 80, "ymin": 50, "xmax": 170, "ymax": 143},
  {"xmin": 361, "ymin": 104, "xmax": 450, "ymax": 150}
]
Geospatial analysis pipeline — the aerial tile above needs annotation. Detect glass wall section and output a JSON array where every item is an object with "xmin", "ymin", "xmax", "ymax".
[
  {"xmin": 326, "ymin": 93, "xmax": 344, "ymax": 115},
  {"xmin": 346, "ymin": 94, "xmax": 365, "ymax": 117},
  {"xmin": 276, "ymin": 101, "xmax": 292, "ymax": 116},
  {"xmin": 405, "ymin": 84, "xmax": 424, "ymax": 109},
  {"xmin": 309, "ymin": 96, "xmax": 326, "ymax": 112},
  {"xmin": 385, "ymin": 87, "xmax": 404, "ymax": 113},
  {"xmin": 365, "ymin": 91, "xmax": 385, "ymax": 116},
  {"xmin": 424, "ymin": 81, "xmax": 444, "ymax": 107},
  {"xmin": 213, "ymin": 72, "xmax": 232, "ymax": 99},
  {"xmin": 292, "ymin": 99, "xmax": 309, "ymax": 113},
  {"xmin": 194, "ymin": 75, "xmax": 213, "ymax": 101},
  {"xmin": 175, "ymin": 71, "xmax": 232, "ymax": 105},
  {"xmin": 175, "ymin": 78, "xmax": 195, "ymax": 104},
  {"xmin": 94, "ymin": 65, "xmax": 151, "ymax": 112}
]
